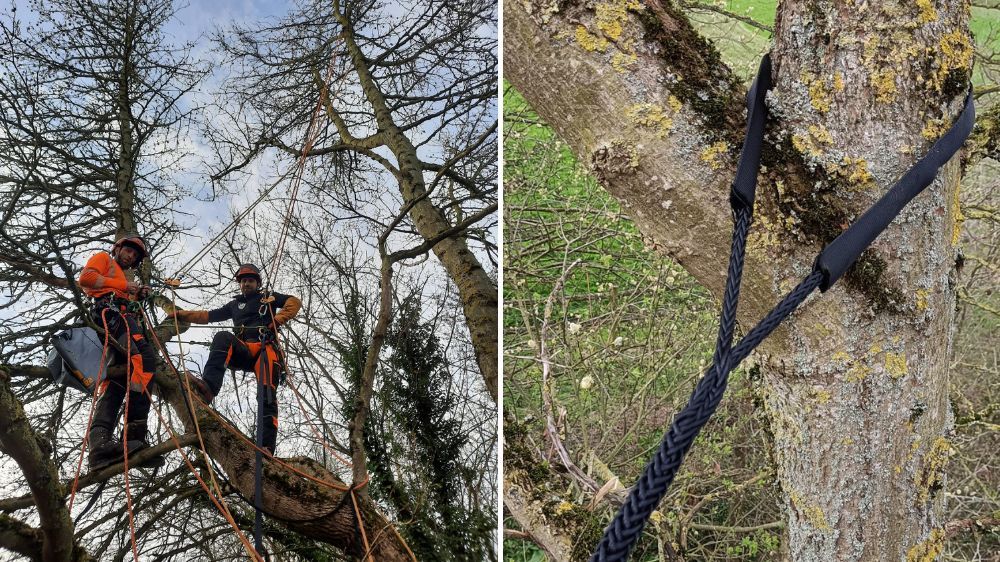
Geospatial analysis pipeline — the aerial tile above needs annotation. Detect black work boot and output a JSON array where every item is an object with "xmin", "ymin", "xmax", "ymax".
[
  {"xmin": 122, "ymin": 421, "xmax": 165, "ymax": 468},
  {"xmin": 88, "ymin": 426, "xmax": 124, "ymax": 471},
  {"xmin": 186, "ymin": 373, "xmax": 215, "ymax": 404}
]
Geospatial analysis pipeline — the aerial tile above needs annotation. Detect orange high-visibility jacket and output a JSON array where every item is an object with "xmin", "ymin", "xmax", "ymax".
[{"xmin": 78, "ymin": 252, "xmax": 131, "ymax": 299}]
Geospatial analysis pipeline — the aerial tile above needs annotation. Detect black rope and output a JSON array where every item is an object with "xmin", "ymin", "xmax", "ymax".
[
  {"xmin": 590, "ymin": 53, "xmax": 974, "ymax": 561},
  {"xmin": 253, "ymin": 356, "xmax": 268, "ymax": 558}
]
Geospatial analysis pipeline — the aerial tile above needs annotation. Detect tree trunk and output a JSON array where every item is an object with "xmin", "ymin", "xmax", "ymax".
[
  {"xmin": 504, "ymin": 1, "xmax": 971, "ymax": 559},
  {"xmin": 115, "ymin": 5, "xmax": 137, "ymax": 239},
  {"xmin": 149, "ymin": 341, "xmax": 415, "ymax": 561},
  {"xmin": 337, "ymin": 9, "xmax": 500, "ymax": 402}
]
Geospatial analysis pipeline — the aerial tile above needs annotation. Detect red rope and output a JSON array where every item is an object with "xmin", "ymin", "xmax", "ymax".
[
  {"xmin": 267, "ymin": 53, "xmax": 338, "ymax": 281},
  {"xmin": 122, "ymin": 316, "xmax": 139, "ymax": 561},
  {"xmin": 68, "ymin": 308, "xmax": 112, "ymax": 509},
  {"xmin": 140, "ymin": 308, "xmax": 249, "ymax": 520},
  {"xmin": 146, "ymin": 397, "xmax": 263, "ymax": 560}
]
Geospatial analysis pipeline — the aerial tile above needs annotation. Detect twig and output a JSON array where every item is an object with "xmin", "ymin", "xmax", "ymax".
[{"xmin": 679, "ymin": 1, "xmax": 774, "ymax": 33}]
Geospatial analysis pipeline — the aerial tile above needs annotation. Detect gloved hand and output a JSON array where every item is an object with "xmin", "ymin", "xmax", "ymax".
[{"xmin": 168, "ymin": 309, "xmax": 205, "ymax": 323}]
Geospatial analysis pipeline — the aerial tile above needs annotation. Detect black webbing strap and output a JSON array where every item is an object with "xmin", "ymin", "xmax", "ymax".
[
  {"xmin": 590, "ymin": 55, "xmax": 974, "ymax": 561},
  {"xmin": 730, "ymin": 54, "xmax": 771, "ymax": 210},
  {"xmin": 815, "ymin": 91, "xmax": 975, "ymax": 290},
  {"xmin": 254, "ymin": 358, "xmax": 268, "ymax": 560}
]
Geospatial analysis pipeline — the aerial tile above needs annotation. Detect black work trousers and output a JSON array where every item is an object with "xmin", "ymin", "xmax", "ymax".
[
  {"xmin": 90, "ymin": 306, "xmax": 154, "ymax": 430},
  {"xmin": 203, "ymin": 331, "xmax": 282, "ymax": 454}
]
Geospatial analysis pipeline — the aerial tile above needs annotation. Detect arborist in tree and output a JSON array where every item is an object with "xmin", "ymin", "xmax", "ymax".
[
  {"xmin": 169, "ymin": 264, "xmax": 301, "ymax": 455},
  {"xmin": 78, "ymin": 235, "xmax": 163, "ymax": 470}
]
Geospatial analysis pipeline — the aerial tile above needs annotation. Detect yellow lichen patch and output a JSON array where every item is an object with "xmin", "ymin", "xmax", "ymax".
[
  {"xmin": 811, "ymin": 321, "xmax": 833, "ymax": 338},
  {"xmin": 811, "ymin": 388, "xmax": 832, "ymax": 404},
  {"xmin": 595, "ymin": 0, "xmax": 642, "ymax": 42},
  {"xmin": 931, "ymin": 30, "xmax": 973, "ymax": 91},
  {"xmin": 915, "ymin": 438, "xmax": 952, "ymax": 504},
  {"xmin": 846, "ymin": 363, "xmax": 872, "ymax": 383},
  {"xmin": 871, "ymin": 69, "xmax": 897, "ymax": 104},
  {"xmin": 906, "ymin": 528, "xmax": 946, "ymax": 562},
  {"xmin": 801, "ymin": 72, "xmax": 832, "ymax": 114},
  {"xmin": 554, "ymin": 500, "xmax": 575, "ymax": 515},
  {"xmin": 831, "ymin": 156, "xmax": 876, "ymax": 191},
  {"xmin": 841, "ymin": 437, "xmax": 854, "ymax": 446},
  {"xmin": 575, "ymin": 25, "xmax": 608, "ymax": 52},
  {"xmin": 915, "ymin": 289, "xmax": 929, "ymax": 312},
  {"xmin": 611, "ymin": 51, "xmax": 637, "ymax": 73},
  {"xmin": 809, "ymin": 125, "xmax": 833, "ymax": 145},
  {"xmin": 792, "ymin": 125, "xmax": 833, "ymax": 159},
  {"xmin": 922, "ymin": 118, "xmax": 950, "ymax": 141},
  {"xmin": 789, "ymin": 490, "xmax": 831, "ymax": 531},
  {"xmin": 700, "ymin": 141, "xmax": 730, "ymax": 170},
  {"xmin": 832, "ymin": 350, "xmax": 852, "ymax": 363},
  {"xmin": 951, "ymin": 181, "xmax": 964, "ymax": 245},
  {"xmin": 666, "ymin": 95, "xmax": 683, "ymax": 113},
  {"xmin": 833, "ymin": 71, "xmax": 845, "ymax": 92},
  {"xmin": 885, "ymin": 352, "xmax": 908, "ymax": 380},
  {"xmin": 863, "ymin": 36, "xmax": 881, "ymax": 65},
  {"xmin": 940, "ymin": 30, "xmax": 973, "ymax": 72},
  {"xmin": 869, "ymin": 342, "xmax": 883, "ymax": 355},
  {"xmin": 625, "ymin": 103, "xmax": 674, "ymax": 138},
  {"xmin": 916, "ymin": 0, "xmax": 937, "ymax": 24},
  {"xmin": 747, "ymin": 213, "xmax": 782, "ymax": 259}
]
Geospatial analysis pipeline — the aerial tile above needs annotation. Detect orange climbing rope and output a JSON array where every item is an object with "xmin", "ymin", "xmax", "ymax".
[
  {"xmin": 121, "ymin": 318, "xmax": 139, "ymax": 562},
  {"xmin": 267, "ymin": 52, "xmax": 338, "ymax": 280},
  {"xmin": 350, "ymin": 486, "xmax": 374, "ymax": 562},
  {"xmin": 140, "ymin": 306, "xmax": 264, "ymax": 561},
  {"xmin": 68, "ymin": 308, "xmax": 112, "ymax": 510},
  {"xmin": 146, "ymin": 397, "xmax": 263, "ymax": 561},
  {"xmin": 283, "ymin": 375, "xmax": 352, "ymax": 466},
  {"xmin": 140, "ymin": 307, "xmax": 248, "ymax": 517}
]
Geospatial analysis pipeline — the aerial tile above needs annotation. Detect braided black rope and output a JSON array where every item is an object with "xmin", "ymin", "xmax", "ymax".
[
  {"xmin": 590, "ymin": 52, "xmax": 973, "ymax": 560},
  {"xmin": 590, "ymin": 220, "xmax": 823, "ymax": 562}
]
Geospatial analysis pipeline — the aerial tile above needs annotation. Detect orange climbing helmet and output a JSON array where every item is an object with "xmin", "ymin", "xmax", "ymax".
[
  {"xmin": 235, "ymin": 263, "xmax": 262, "ymax": 282},
  {"xmin": 111, "ymin": 235, "xmax": 148, "ymax": 264}
]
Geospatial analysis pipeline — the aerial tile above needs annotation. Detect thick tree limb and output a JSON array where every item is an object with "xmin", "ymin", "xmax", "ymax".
[
  {"xmin": 0, "ymin": 436, "xmax": 199, "ymax": 513},
  {"xmin": 152, "ymin": 362, "xmax": 415, "ymax": 560},
  {"xmin": 0, "ymin": 514, "xmax": 44, "ymax": 561},
  {"xmin": 0, "ymin": 368, "xmax": 84, "ymax": 561}
]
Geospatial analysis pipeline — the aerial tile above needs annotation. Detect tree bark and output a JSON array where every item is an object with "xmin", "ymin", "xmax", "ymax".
[
  {"xmin": 336, "ymin": 4, "xmax": 499, "ymax": 402},
  {"xmin": 148, "ymin": 334, "xmax": 415, "ymax": 561},
  {"xmin": 0, "ymin": 369, "xmax": 89, "ymax": 562},
  {"xmin": 505, "ymin": 1, "xmax": 972, "ymax": 559}
]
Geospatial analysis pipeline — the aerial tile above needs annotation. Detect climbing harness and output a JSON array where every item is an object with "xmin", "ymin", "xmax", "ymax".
[{"xmin": 591, "ymin": 55, "xmax": 976, "ymax": 561}]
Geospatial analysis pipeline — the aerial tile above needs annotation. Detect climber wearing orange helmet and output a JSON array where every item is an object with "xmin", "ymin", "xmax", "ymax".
[
  {"xmin": 78, "ymin": 235, "xmax": 161, "ymax": 470},
  {"xmin": 170, "ymin": 264, "xmax": 301, "ymax": 455}
]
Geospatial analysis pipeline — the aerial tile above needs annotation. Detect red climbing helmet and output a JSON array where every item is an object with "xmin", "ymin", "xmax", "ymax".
[
  {"xmin": 234, "ymin": 263, "xmax": 262, "ymax": 282},
  {"xmin": 111, "ymin": 235, "xmax": 148, "ymax": 264}
]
